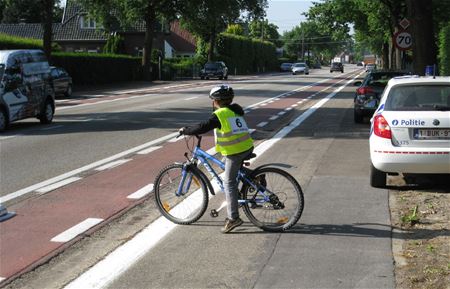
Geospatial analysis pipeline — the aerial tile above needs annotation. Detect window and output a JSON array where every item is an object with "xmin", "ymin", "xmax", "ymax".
[{"xmin": 80, "ymin": 16, "xmax": 96, "ymax": 29}]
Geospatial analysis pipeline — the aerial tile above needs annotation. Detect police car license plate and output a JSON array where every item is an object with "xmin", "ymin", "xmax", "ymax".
[{"xmin": 414, "ymin": 128, "xmax": 450, "ymax": 139}]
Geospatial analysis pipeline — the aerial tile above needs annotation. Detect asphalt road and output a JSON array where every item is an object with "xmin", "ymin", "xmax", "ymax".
[{"xmin": 1, "ymin": 66, "xmax": 396, "ymax": 288}]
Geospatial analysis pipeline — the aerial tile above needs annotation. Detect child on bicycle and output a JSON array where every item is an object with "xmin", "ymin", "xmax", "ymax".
[{"xmin": 179, "ymin": 84, "xmax": 254, "ymax": 233}]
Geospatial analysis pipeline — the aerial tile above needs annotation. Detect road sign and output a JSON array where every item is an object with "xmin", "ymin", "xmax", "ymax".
[
  {"xmin": 399, "ymin": 18, "xmax": 410, "ymax": 30},
  {"xmin": 393, "ymin": 31, "xmax": 412, "ymax": 50}
]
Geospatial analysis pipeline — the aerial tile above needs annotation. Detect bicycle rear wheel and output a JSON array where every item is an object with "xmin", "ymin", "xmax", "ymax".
[
  {"xmin": 242, "ymin": 167, "xmax": 304, "ymax": 232},
  {"xmin": 154, "ymin": 163, "xmax": 209, "ymax": 224}
]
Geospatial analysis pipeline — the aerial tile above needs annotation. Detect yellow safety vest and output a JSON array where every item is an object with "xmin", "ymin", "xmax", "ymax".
[{"xmin": 213, "ymin": 107, "xmax": 253, "ymax": 156}]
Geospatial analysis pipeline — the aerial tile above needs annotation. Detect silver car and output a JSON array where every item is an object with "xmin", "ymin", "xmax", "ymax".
[{"xmin": 291, "ymin": 63, "xmax": 309, "ymax": 75}]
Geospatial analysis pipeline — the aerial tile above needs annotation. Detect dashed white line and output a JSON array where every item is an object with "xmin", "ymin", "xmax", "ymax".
[
  {"xmin": 184, "ymin": 97, "xmax": 198, "ymax": 101},
  {"xmin": 257, "ymin": 122, "xmax": 268, "ymax": 127},
  {"xmin": 136, "ymin": 146, "xmax": 162, "ymax": 155},
  {"xmin": 95, "ymin": 159, "xmax": 131, "ymax": 171},
  {"xmin": 127, "ymin": 184, "xmax": 154, "ymax": 199},
  {"xmin": 51, "ymin": 218, "xmax": 104, "ymax": 243},
  {"xmin": 268, "ymin": 100, "xmax": 274, "ymax": 103},
  {"xmin": 260, "ymin": 103, "xmax": 268, "ymax": 106},
  {"xmin": 36, "ymin": 177, "xmax": 82, "ymax": 194},
  {"xmin": 277, "ymin": 111, "xmax": 286, "ymax": 116},
  {"xmin": 291, "ymin": 104, "xmax": 298, "ymax": 107}
]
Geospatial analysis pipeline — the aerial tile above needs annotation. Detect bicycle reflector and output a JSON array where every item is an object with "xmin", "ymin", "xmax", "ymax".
[{"xmin": 277, "ymin": 217, "xmax": 288, "ymax": 224}]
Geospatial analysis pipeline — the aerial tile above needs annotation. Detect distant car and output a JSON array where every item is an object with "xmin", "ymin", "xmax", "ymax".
[
  {"xmin": 353, "ymin": 70, "xmax": 411, "ymax": 123},
  {"xmin": 50, "ymin": 66, "xmax": 72, "ymax": 97},
  {"xmin": 200, "ymin": 61, "xmax": 228, "ymax": 80},
  {"xmin": 357, "ymin": 62, "xmax": 364, "ymax": 66},
  {"xmin": 369, "ymin": 76, "xmax": 450, "ymax": 188},
  {"xmin": 330, "ymin": 62, "xmax": 343, "ymax": 73},
  {"xmin": 291, "ymin": 63, "xmax": 309, "ymax": 75},
  {"xmin": 365, "ymin": 64, "xmax": 376, "ymax": 72},
  {"xmin": 280, "ymin": 63, "xmax": 293, "ymax": 72}
]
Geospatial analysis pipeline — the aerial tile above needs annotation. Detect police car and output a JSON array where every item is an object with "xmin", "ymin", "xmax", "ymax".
[{"xmin": 369, "ymin": 76, "xmax": 450, "ymax": 188}]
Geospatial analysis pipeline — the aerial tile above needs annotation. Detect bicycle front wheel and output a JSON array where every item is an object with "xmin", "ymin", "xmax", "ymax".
[
  {"xmin": 154, "ymin": 163, "xmax": 209, "ymax": 225},
  {"xmin": 242, "ymin": 167, "xmax": 304, "ymax": 232}
]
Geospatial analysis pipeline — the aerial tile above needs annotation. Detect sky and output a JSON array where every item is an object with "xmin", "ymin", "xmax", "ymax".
[{"xmin": 266, "ymin": 0, "xmax": 315, "ymax": 35}]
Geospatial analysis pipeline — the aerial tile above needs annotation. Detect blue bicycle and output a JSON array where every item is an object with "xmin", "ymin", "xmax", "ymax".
[{"xmin": 153, "ymin": 135, "xmax": 304, "ymax": 232}]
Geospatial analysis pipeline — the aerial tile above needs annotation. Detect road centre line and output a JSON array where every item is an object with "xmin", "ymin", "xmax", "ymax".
[
  {"xmin": 51, "ymin": 218, "xmax": 104, "ymax": 243},
  {"xmin": 136, "ymin": 146, "xmax": 162, "ymax": 155},
  {"xmin": 95, "ymin": 159, "xmax": 131, "ymax": 171},
  {"xmin": 65, "ymin": 71, "xmax": 362, "ymax": 289},
  {"xmin": 0, "ymin": 132, "xmax": 178, "ymax": 203},
  {"xmin": 36, "ymin": 177, "xmax": 82, "ymax": 194},
  {"xmin": 127, "ymin": 184, "xmax": 154, "ymax": 199}
]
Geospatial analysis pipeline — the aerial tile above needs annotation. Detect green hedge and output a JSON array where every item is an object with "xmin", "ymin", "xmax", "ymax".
[
  {"xmin": 216, "ymin": 33, "xmax": 278, "ymax": 74},
  {"xmin": 438, "ymin": 23, "xmax": 450, "ymax": 76},
  {"xmin": 0, "ymin": 33, "xmax": 43, "ymax": 50},
  {"xmin": 51, "ymin": 52, "xmax": 143, "ymax": 85}
]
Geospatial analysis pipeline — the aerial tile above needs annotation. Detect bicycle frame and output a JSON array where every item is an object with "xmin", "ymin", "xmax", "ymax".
[{"xmin": 178, "ymin": 136, "xmax": 272, "ymax": 205}]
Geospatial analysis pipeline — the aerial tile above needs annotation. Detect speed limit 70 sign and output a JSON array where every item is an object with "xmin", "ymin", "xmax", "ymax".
[{"xmin": 393, "ymin": 31, "xmax": 412, "ymax": 50}]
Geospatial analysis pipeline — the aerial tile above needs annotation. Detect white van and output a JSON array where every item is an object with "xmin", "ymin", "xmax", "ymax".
[{"xmin": 0, "ymin": 50, "xmax": 55, "ymax": 131}]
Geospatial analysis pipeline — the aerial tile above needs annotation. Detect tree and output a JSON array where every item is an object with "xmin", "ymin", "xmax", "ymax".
[
  {"xmin": 248, "ymin": 19, "xmax": 281, "ymax": 47},
  {"xmin": 41, "ymin": 0, "xmax": 54, "ymax": 60},
  {"xmin": 1, "ymin": 0, "xmax": 62, "ymax": 23},
  {"xmin": 226, "ymin": 24, "xmax": 244, "ymax": 36},
  {"xmin": 179, "ymin": 0, "xmax": 267, "ymax": 60},
  {"xmin": 77, "ymin": 0, "xmax": 178, "ymax": 80}
]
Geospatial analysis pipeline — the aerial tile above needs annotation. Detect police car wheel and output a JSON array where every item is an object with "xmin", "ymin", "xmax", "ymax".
[
  {"xmin": 370, "ymin": 164, "xmax": 386, "ymax": 188},
  {"xmin": 39, "ymin": 100, "xmax": 54, "ymax": 124},
  {"xmin": 0, "ymin": 108, "xmax": 7, "ymax": 131}
]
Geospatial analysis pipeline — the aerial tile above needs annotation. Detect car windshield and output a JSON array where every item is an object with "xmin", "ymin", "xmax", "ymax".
[
  {"xmin": 385, "ymin": 84, "xmax": 450, "ymax": 111},
  {"xmin": 295, "ymin": 63, "xmax": 306, "ymax": 67},
  {"xmin": 205, "ymin": 63, "xmax": 219, "ymax": 69},
  {"xmin": 0, "ymin": 64, "xmax": 4, "ymax": 80}
]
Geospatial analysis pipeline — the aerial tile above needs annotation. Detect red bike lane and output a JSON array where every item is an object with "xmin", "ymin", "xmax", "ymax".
[{"xmin": 0, "ymin": 72, "xmax": 358, "ymax": 284}]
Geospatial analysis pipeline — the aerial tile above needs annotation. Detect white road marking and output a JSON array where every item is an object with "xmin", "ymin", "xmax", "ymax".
[
  {"xmin": 136, "ymin": 146, "xmax": 162, "ymax": 155},
  {"xmin": 257, "ymin": 122, "xmax": 268, "ymax": 127},
  {"xmin": 0, "ymin": 132, "xmax": 178, "ymax": 203},
  {"xmin": 0, "ymin": 277, "xmax": 5, "ymax": 282},
  {"xmin": 297, "ymin": 100, "xmax": 304, "ymax": 104},
  {"xmin": 127, "ymin": 184, "xmax": 154, "ymax": 199},
  {"xmin": 64, "ymin": 71, "xmax": 362, "ymax": 289},
  {"xmin": 184, "ymin": 97, "xmax": 198, "ymax": 100},
  {"xmin": 269, "ymin": 115, "xmax": 279, "ymax": 121},
  {"xmin": 0, "ymin": 134, "xmax": 23, "ymax": 140},
  {"xmin": 277, "ymin": 111, "xmax": 286, "ymax": 116},
  {"xmin": 285, "ymin": 107, "xmax": 293, "ymax": 111},
  {"xmin": 36, "ymin": 177, "xmax": 82, "ymax": 194},
  {"xmin": 249, "ymin": 129, "xmax": 256, "ymax": 133},
  {"xmin": 291, "ymin": 104, "xmax": 298, "ymax": 107},
  {"xmin": 268, "ymin": 100, "xmax": 274, "ymax": 103},
  {"xmin": 260, "ymin": 103, "xmax": 268, "ymax": 106},
  {"xmin": 51, "ymin": 218, "xmax": 103, "ymax": 243},
  {"xmin": 95, "ymin": 159, "xmax": 131, "ymax": 171}
]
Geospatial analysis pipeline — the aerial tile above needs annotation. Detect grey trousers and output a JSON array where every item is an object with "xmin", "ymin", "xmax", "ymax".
[{"xmin": 223, "ymin": 148, "xmax": 253, "ymax": 220}]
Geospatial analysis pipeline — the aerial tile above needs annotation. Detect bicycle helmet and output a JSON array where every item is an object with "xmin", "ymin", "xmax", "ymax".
[{"xmin": 209, "ymin": 85, "xmax": 234, "ymax": 100}]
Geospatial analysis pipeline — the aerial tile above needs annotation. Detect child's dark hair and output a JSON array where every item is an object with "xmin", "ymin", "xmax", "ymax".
[{"xmin": 216, "ymin": 98, "xmax": 233, "ymax": 106}]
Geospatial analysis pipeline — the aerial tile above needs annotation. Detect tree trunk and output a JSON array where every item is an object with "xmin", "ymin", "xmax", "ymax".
[
  {"xmin": 208, "ymin": 26, "xmax": 216, "ymax": 61},
  {"xmin": 143, "ymin": 5, "xmax": 156, "ymax": 80},
  {"xmin": 407, "ymin": 0, "xmax": 437, "ymax": 75},
  {"xmin": 41, "ymin": 0, "xmax": 53, "ymax": 61},
  {"xmin": 382, "ymin": 42, "xmax": 389, "ymax": 69}
]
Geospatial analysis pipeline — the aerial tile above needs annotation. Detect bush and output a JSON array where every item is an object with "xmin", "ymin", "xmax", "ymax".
[
  {"xmin": 51, "ymin": 52, "xmax": 143, "ymax": 85},
  {"xmin": 0, "ymin": 33, "xmax": 43, "ymax": 50},
  {"xmin": 438, "ymin": 23, "xmax": 450, "ymax": 76},
  {"xmin": 216, "ymin": 33, "xmax": 278, "ymax": 74}
]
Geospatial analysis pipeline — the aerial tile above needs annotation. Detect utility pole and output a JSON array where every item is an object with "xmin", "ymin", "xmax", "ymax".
[{"xmin": 301, "ymin": 29, "xmax": 305, "ymax": 61}]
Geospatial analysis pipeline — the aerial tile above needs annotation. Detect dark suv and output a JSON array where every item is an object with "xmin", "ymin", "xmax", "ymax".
[
  {"xmin": 200, "ymin": 61, "xmax": 228, "ymax": 80},
  {"xmin": 353, "ymin": 70, "xmax": 410, "ymax": 123},
  {"xmin": 330, "ymin": 62, "xmax": 344, "ymax": 73}
]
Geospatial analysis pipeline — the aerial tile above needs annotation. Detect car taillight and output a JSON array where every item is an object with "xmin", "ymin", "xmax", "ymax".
[
  {"xmin": 373, "ymin": 114, "xmax": 391, "ymax": 139},
  {"xmin": 357, "ymin": 86, "xmax": 374, "ymax": 95}
]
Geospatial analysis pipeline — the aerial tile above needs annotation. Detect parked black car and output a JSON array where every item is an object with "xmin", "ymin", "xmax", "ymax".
[
  {"xmin": 200, "ymin": 61, "xmax": 228, "ymax": 80},
  {"xmin": 50, "ymin": 66, "xmax": 72, "ymax": 97},
  {"xmin": 330, "ymin": 62, "xmax": 344, "ymax": 73},
  {"xmin": 353, "ymin": 70, "xmax": 411, "ymax": 123}
]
